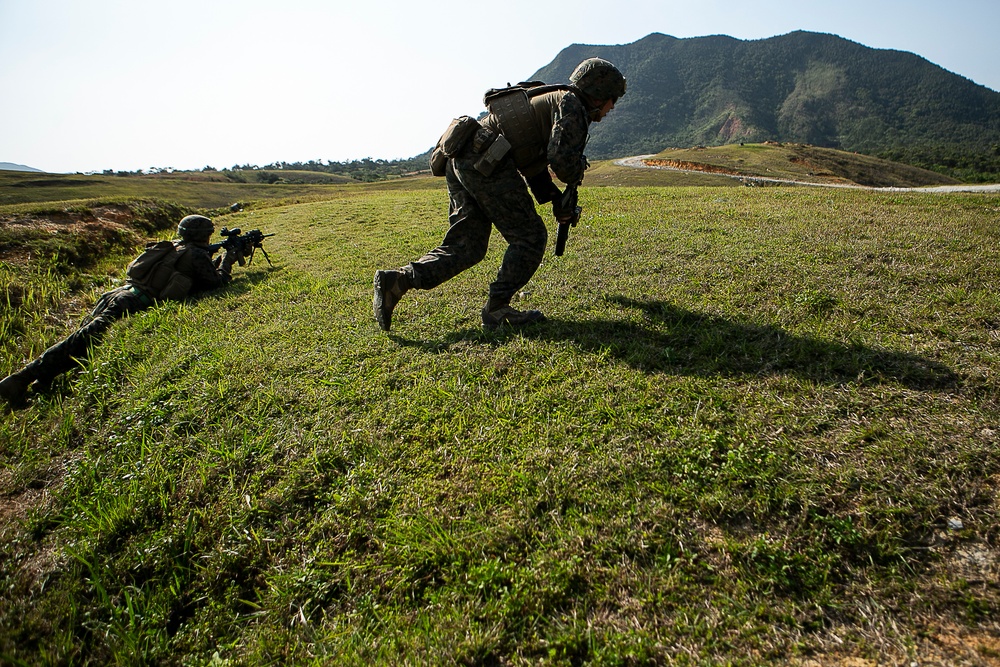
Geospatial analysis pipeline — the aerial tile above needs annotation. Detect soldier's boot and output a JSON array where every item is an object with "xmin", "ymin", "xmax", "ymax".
[
  {"xmin": 0, "ymin": 367, "xmax": 36, "ymax": 408},
  {"xmin": 481, "ymin": 300, "xmax": 547, "ymax": 330},
  {"xmin": 373, "ymin": 268, "xmax": 412, "ymax": 332}
]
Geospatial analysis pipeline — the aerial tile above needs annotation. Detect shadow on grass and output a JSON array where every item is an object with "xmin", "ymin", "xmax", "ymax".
[
  {"xmin": 393, "ymin": 295, "xmax": 958, "ymax": 391},
  {"xmin": 194, "ymin": 264, "xmax": 281, "ymax": 301}
]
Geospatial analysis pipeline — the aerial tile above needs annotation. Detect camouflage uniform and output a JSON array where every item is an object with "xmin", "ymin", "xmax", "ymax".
[
  {"xmin": 411, "ymin": 90, "xmax": 591, "ymax": 301},
  {"xmin": 6, "ymin": 241, "xmax": 228, "ymax": 390},
  {"xmin": 374, "ymin": 58, "xmax": 626, "ymax": 331}
]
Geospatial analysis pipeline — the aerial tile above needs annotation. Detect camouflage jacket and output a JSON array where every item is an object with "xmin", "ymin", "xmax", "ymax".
[{"xmin": 175, "ymin": 242, "xmax": 230, "ymax": 293}]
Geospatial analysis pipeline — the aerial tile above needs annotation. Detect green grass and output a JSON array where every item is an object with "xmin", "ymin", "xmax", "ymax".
[{"xmin": 1, "ymin": 182, "xmax": 999, "ymax": 665}]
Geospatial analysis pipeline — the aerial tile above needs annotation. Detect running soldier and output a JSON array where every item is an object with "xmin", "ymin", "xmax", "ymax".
[{"xmin": 373, "ymin": 57, "xmax": 627, "ymax": 331}]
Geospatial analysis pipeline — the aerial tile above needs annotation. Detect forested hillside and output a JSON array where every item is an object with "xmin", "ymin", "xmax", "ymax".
[{"xmin": 533, "ymin": 31, "xmax": 1000, "ymax": 181}]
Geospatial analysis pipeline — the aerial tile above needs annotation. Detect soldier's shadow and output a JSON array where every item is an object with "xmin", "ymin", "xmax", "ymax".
[
  {"xmin": 197, "ymin": 264, "xmax": 281, "ymax": 301},
  {"xmin": 392, "ymin": 295, "xmax": 958, "ymax": 390}
]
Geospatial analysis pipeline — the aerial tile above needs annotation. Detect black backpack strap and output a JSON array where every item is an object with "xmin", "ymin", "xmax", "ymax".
[{"xmin": 483, "ymin": 81, "xmax": 578, "ymax": 106}]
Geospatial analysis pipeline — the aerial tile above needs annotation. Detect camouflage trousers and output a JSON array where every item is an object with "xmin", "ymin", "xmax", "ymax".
[
  {"xmin": 20, "ymin": 285, "xmax": 149, "ymax": 384},
  {"xmin": 408, "ymin": 147, "xmax": 547, "ymax": 304}
]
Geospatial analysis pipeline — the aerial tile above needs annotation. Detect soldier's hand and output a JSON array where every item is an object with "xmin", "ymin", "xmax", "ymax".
[
  {"xmin": 232, "ymin": 243, "xmax": 250, "ymax": 266},
  {"xmin": 220, "ymin": 248, "xmax": 243, "ymax": 274},
  {"xmin": 552, "ymin": 196, "xmax": 577, "ymax": 223}
]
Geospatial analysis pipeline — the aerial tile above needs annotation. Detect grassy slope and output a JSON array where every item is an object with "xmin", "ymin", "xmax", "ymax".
[
  {"xmin": 646, "ymin": 143, "xmax": 962, "ymax": 188},
  {"xmin": 584, "ymin": 161, "xmax": 742, "ymax": 188},
  {"xmin": 1, "ymin": 178, "xmax": 999, "ymax": 665}
]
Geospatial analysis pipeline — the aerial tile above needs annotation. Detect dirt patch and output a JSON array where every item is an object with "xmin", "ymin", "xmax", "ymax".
[
  {"xmin": 1, "ymin": 203, "xmax": 136, "ymax": 229},
  {"xmin": 0, "ymin": 204, "xmax": 147, "ymax": 268},
  {"xmin": 789, "ymin": 622, "xmax": 1000, "ymax": 666},
  {"xmin": 718, "ymin": 115, "xmax": 745, "ymax": 143},
  {"xmin": 642, "ymin": 156, "xmax": 849, "ymax": 185}
]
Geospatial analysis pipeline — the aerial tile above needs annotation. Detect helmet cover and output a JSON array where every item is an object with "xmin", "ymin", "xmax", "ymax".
[
  {"xmin": 177, "ymin": 214, "xmax": 214, "ymax": 241},
  {"xmin": 569, "ymin": 58, "xmax": 627, "ymax": 102}
]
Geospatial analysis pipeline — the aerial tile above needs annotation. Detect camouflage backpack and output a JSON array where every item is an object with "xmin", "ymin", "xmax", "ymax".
[{"xmin": 125, "ymin": 240, "xmax": 192, "ymax": 301}]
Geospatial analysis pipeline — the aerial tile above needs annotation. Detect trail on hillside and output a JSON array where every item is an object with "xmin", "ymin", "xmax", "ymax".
[{"xmin": 614, "ymin": 155, "xmax": 1000, "ymax": 192}]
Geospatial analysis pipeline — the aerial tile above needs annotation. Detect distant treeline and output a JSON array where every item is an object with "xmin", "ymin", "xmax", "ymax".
[
  {"xmin": 101, "ymin": 152, "xmax": 434, "ymax": 183},
  {"xmin": 224, "ymin": 154, "xmax": 434, "ymax": 182},
  {"xmin": 234, "ymin": 145, "xmax": 998, "ymax": 183},
  {"xmin": 98, "ymin": 144, "xmax": 999, "ymax": 184}
]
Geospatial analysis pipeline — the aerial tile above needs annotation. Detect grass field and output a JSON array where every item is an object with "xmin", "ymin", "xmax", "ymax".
[{"xmin": 1, "ymin": 172, "xmax": 999, "ymax": 665}]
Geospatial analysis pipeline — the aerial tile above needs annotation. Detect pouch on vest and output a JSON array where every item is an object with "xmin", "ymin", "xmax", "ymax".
[
  {"xmin": 441, "ymin": 115, "xmax": 480, "ymax": 154},
  {"xmin": 429, "ymin": 115, "xmax": 481, "ymax": 176},
  {"xmin": 430, "ymin": 145, "xmax": 448, "ymax": 177},
  {"xmin": 473, "ymin": 134, "xmax": 511, "ymax": 176}
]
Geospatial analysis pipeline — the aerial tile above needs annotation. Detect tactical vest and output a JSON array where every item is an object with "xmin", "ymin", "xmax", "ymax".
[{"xmin": 481, "ymin": 83, "xmax": 580, "ymax": 177}]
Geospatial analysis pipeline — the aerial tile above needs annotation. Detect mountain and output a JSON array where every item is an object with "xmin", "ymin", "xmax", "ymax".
[
  {"xmin": 0, "ymin": 162, "xmax": 43, "ymax": 173},
  {"xmin": 529, "ymin": 31, "xmax": 1000, "ymax": 179}
]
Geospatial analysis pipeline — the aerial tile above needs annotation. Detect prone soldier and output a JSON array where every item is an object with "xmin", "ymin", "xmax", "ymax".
[{"xmin": 0, "ymin": 215, "xmax": 255, "ymax": 407}]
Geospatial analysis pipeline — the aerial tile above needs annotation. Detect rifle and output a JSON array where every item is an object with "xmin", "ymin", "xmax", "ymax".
[
  {"xmin": 209, "ymin": 227, "xmax": 275, "ymax": 267},
  {"xmin": 554, "ymin": 184, "xmax": 582, "ymax": 256}
]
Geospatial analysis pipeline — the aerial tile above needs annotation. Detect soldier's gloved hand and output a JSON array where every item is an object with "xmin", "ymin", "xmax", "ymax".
[
  {"xmin": 220, "ymin": 248, "xmax": 242, "ymax": 274},
  {"xmin": 552, "ymin": 190, "xmax": 579, "ymax": 222},
  {"xmin": 552, "ymin": 198, "xmax": 572, "ymax": 222}
]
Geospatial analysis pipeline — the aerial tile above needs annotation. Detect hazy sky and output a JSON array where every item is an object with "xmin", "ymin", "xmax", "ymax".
[{"xmin": 2, "ymin": 0, "xmax": 997, "ymax": 174}]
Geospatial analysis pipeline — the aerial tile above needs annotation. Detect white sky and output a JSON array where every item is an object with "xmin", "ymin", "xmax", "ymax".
[{"xmin": 2, "ymin": 0, "xmax": 997, "ymax": 174}]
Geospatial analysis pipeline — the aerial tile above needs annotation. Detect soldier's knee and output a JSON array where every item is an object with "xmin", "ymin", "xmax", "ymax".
[
  {"xmin": 468, "ymin": 239, "xmax": 490, "ymax": 264},
  {"xmin": 527, "ymin": 223, "xmax": 548, "ymax": 257}
]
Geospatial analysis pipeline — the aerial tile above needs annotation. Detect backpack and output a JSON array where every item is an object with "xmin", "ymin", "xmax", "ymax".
[
  {"xmin": 125, "ymin": 240, "xmax": 192, "ymax": 301},
  {"xmin": 429, "ymin": 115, "xmax": 481, "ymax": 176}
]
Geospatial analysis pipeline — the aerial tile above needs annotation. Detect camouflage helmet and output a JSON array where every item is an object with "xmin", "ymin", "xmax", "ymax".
[
  {"xmin": 177, "ymin": 214, "xmax": 214, "ymax": 241},
  {"xmin": 569, "ymin": 58, "xmax": 627, "ymax": 103}
]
